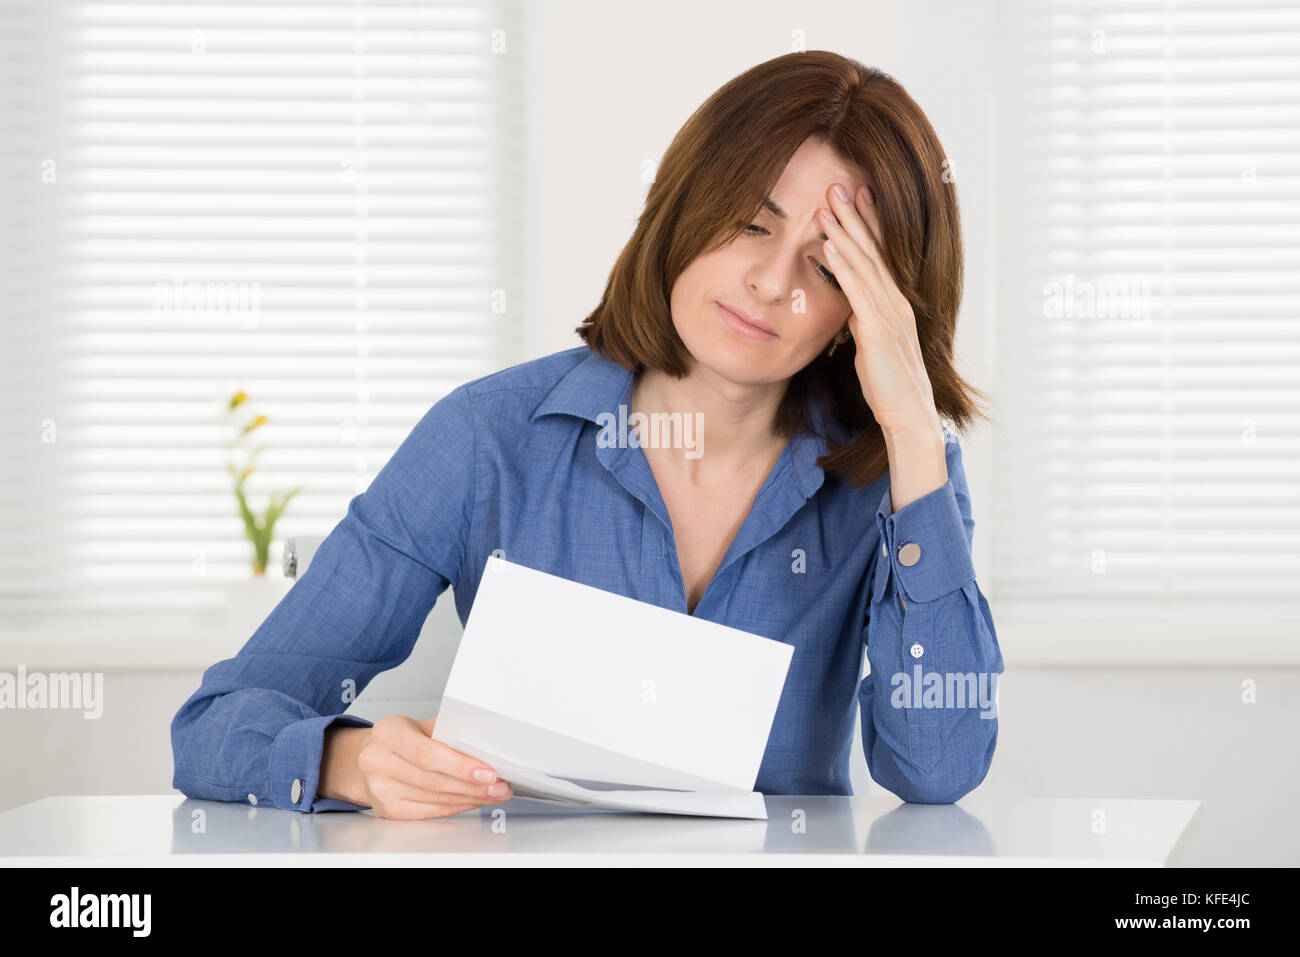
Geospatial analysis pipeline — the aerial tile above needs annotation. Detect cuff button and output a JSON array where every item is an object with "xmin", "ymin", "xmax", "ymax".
[
  {"xmin": 290, "ymin": 778, "xmax": 303, "ymax": 804},
  {"xmin": 247, "ymin": 793, "xmax": 258, "ymax": 806},
  {"xmin": 898, "ymin": 542, "xmax": 921, "ymax": 566}
]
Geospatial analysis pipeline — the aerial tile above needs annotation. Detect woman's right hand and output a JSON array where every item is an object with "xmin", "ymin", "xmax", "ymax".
[{"xmin": 322, "ymin": 714, "xmax": 513, "ymax": 819}]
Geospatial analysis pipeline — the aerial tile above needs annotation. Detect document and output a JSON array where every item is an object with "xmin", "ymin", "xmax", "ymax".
[{"xmin": 429, "ymin": 556, "xmax": 794, "ymax": 819}]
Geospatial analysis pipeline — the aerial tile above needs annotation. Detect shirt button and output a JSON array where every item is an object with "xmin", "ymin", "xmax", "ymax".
[
  {"xmin": 290, "ymin": 778, "xmax": 303, "ymax": 804},
  {"xmin": 910, "ymin": 642, "xmax": 925, "ymax": 658},
  {"xmin": 247, "ymin": 793, "xmax": 258, "ymax": 806},
  {"xmin": 898, "ymin": 542, "xmax": 922, "ymax": 566}
]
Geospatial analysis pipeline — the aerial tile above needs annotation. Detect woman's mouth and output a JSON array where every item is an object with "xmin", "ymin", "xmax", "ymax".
[{"xmin": 715, "ymin": 301, "xmax": 778, "ymax": 341}]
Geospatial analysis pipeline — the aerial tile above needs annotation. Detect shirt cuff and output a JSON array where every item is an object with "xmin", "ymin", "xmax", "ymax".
[
  {"xmin": 874, "ymin": 479, "xmax": 976, "ymax": 603},
  {"xmin": 268, "ymin": 713, "xmax": 374, "ymax": 813}
]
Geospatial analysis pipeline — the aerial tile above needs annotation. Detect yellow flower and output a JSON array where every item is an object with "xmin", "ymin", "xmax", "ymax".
[
  {"xmin": 229, "ymin": 391, "xmax": 248, "ymax": 411},
  {"xmin": 242, "ymin": 414, "xmax": 268, "ymax": 435}
]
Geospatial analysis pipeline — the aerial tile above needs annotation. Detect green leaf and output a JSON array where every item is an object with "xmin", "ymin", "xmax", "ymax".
[
  {"xmin": 263, "ymin": 484, "xmax": 305, "ymax": 537},
  {"xmin": 233, "ymin": 485, "xmax": 259, "ymax": 543}
]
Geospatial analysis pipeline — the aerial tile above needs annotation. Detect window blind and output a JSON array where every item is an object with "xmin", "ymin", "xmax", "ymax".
[
  {"xmin": 0, "ymin": 0, "xmax": 526, "ymax": 630},
  {"xmin": 991, "ymin": 0, "xmax": 1300, "ymax": 626}
]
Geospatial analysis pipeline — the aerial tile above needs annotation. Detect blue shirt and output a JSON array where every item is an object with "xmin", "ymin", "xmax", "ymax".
[{"xmin": 172, "ymin": 344, "xmax": 1004, "ymax": 811}]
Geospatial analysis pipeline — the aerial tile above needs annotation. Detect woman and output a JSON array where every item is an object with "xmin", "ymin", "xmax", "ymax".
[{"xmin": 172, "ymin": 51, "xmax": 1003, "ymax": 820}]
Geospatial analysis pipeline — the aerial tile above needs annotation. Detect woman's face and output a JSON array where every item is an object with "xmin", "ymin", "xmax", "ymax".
[{"xmin": 668, "ymin": 136, "xmax": 871, "ymax": 388}]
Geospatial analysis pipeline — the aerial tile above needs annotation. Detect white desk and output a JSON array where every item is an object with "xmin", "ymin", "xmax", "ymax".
[{"xmin": 0, "ymin": 794, "xmax": 1200, "ymax": 866}]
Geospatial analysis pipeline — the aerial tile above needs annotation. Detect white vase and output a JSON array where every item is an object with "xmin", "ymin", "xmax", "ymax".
[{"xmin": 225, "ymin": 575, "xmax": 294, "ymax": 636}]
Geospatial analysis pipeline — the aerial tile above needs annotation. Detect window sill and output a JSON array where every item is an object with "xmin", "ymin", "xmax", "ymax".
[
  {"xmin": 0, "ymin": 625, "xmax": 254, "ymax": 672},
  {"xmin": 996, "ymin": 616, "xmax": 1300, "ymax": 667},
  {"xmin": 2, "ymin": 613, "xmax": 1297, "ymax": 672}
]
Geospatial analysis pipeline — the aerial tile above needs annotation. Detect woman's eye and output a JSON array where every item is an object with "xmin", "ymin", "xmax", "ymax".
[
  {"xmin": 743, "ymin": 224, "xmax": 841, "ymax": 292},
  {"xmin": 816, "ymin": 263, "xmax": 842, "ymax": 291}
]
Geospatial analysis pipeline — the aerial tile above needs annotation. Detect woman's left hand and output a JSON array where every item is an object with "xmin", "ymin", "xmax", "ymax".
[{"xmin": 817, "ymin": 182, "xmax": 940, "ymax": 438}]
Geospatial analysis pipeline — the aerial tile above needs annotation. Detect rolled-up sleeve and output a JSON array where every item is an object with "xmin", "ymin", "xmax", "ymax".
[
  {"xmin": 170, "ymin": 384, "xmax": 477, "ymax": 812},
  {"xmin": 857, "ymin": 430, "xmax": 1004, "ymax": 804}
]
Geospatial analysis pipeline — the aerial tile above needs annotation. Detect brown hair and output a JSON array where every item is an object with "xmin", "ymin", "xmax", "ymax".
[{"xmin": 574, "ymin": 50, "xmax": 992, "ymax": 491}]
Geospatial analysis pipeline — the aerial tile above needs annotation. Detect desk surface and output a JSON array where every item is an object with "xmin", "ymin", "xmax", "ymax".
[{"xmin": 0, "ymin": 794, "xmax": 1200, "ymax": 866}]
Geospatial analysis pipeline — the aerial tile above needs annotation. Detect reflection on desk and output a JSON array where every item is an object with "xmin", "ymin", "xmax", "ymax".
[{"xmin": 0, "ymin": 794, "xmax": 1200, "ymax": 866}]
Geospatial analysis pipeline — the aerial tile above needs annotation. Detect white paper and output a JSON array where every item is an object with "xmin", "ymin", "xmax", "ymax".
[{"xmin": 429, "ymin": 556, "xmax": 794, "ymax": 819}]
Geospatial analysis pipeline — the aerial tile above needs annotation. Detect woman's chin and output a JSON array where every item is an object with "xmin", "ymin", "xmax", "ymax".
[{"xmin": 695, "ymin": 344, "xmax": 785, "ymax": 387}]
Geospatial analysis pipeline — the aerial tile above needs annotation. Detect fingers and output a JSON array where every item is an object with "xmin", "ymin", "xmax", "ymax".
[
  {"xmin": 373, "ymin": 796, "xmax": 482, "ymax": 820},
  {"xmin": 425, "ymin": 736, "xmax": 502, "ymax": 785},
  {"xmin": 358, "ymin": 716, "xmax": 515, "ymax": 819},
  {"xmin": 382, "ymin": 714, "xmax": 500, "ymax": 784},
  {"xmin": 368, "ymin": 714, "xmax": 510, "ymax": 801},
  {"xmin": 820, "ymin": 216, "xmax": 889, "ymax": 340},
  {"xmin": 826, "ymin": 183, "xmax": 882, "ymax": 281},
  {"xmin": 850, "ymin": 186, "xmax": 913, "ymax": 326},
  {"xmin": 368, "ymin": 746, "xmax": 514, "ymax": 802},
  {"xmin": 825, "ymin": 186, "xmax": 909, "ymax": 340},
  {"xmin": 823, "ymin": 184, "xmax": 927, "ymax": 373},
  {"xmin": 375, "ymin": 777, "xmax": 505, "ymax": 811},
  {"xmin": 851, "ymin": 186, "xmax": 926, "ymax": 371}
]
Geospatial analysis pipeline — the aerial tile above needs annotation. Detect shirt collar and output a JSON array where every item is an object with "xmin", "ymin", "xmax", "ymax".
[{"xmin": 532, "ymin": 346, "xmax": 833, "ymax": 499}]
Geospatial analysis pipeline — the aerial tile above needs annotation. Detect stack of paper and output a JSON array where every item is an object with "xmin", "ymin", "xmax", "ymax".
[{"xmin": 430, "ymin": 556, "xmax": 794, "ymax": 819}]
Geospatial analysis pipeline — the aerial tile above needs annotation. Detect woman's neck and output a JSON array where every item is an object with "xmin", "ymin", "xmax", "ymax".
[{"xmin": 628, "ymin": 365, "xmax": 788, "ymax": 483}]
